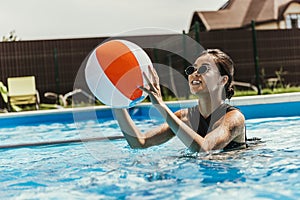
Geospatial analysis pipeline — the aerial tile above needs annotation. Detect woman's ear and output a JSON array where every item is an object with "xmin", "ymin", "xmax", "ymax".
[{"xmin": 220, "ymin": 75, "xmax": 229, "ymax": 86}]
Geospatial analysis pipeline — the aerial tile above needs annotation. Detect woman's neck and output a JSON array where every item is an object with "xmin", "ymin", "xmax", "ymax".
[{"xmin": 197, "ymin": 94, "xmax": 224, "ymax": 118}]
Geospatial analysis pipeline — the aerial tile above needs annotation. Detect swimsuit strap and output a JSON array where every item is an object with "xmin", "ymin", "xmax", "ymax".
[
  {"xmin": 188, "ymin": 103, "xmax": 246, "ymax": 150},
  {"xmin": 188, "ymin": 103, "xmax": 235, "ymax": 137}
]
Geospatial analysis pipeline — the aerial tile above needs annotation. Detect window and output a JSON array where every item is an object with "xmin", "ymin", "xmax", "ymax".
[{"xmin": 286, "ymin": 14, "xmax": 300, "ymax": 29}]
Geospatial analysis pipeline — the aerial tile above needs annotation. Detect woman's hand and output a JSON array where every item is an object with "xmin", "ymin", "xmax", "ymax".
[{"xmin": 139, "ymin": 65, "xmax": 164, "ymax": 107}]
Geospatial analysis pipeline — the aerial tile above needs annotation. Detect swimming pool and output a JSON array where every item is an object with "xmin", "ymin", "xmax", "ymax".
[{"xmin": 0, "ymin": 93, "xmax": 300, "ymax": 199}]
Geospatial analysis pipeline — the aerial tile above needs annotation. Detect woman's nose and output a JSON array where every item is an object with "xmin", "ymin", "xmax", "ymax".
[{"xmin": 192, "ymin": 71, "xmax": 201, "ymax": 77}]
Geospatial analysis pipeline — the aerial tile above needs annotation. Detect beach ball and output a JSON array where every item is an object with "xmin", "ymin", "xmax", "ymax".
[{"xmin": 85, "ymin": 39, "xmax": 153, "ymax": 108}]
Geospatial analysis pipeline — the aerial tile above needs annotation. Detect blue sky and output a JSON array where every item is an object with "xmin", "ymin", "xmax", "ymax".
[{"xmin": 0, "ymin": 0, "xmax": 227, "ymax": 40}]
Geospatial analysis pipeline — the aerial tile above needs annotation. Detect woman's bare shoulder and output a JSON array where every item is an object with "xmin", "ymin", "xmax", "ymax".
[
  {"xmin": 174, "ymin": 108, "xmax": 189, "ymax": 122},
  {"xmin": 225, "ymin": 109, "xmax": 245, "ymax": 129}
]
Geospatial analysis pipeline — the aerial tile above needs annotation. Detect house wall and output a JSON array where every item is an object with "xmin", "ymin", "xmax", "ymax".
[
  {"xmin": 252, "ymin": 3, "xmax": 300, "ymax": 30},
  {"xmin": 284, "ymin": 2, "xmax": 300, "ymax": 14},
  {"xmin": 281, "ymin": 3, "xmax": 300, "ymax": 28},
  {"xmin": 256, "ymin": 22, "xmax": 280, "ymax": 30},
  {"xmin": 279, "ymin": 20, "xmax": 288, "ymax": 29}
]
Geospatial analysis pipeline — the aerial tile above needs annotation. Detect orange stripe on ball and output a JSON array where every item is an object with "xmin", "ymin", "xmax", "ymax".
[{"xmin": 95, "ymin": 40, "xmax": 143, "ymax": 100}]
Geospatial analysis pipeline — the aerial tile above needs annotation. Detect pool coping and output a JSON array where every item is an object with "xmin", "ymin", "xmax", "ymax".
[{"xmin": 0, "ymin": 92, "xmax": 300, "ymax": 121}]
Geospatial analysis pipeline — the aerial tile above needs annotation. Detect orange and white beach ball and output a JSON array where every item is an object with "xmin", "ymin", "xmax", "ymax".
[{"xmin": 85, "ymin": 39, "xmax": 153, "ymax": 108}]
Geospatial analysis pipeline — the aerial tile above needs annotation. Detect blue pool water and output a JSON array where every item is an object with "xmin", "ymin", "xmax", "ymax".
[{"xmin": 0, "ymin": 110, "xmax": 299, "ymax": 199}]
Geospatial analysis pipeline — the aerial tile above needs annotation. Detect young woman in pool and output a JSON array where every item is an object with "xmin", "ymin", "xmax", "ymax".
[{"xmin": 113, "ymin": 49, "xmax": 246, "ymax": 152}]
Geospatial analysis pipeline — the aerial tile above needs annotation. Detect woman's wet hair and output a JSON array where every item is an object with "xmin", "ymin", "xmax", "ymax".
[{"xmin": 200, "ymin": 49, "xmax": 235, "ymax": 99}]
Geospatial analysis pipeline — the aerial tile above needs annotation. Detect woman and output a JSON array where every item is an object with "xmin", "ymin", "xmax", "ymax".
[{"xmin": 113, "ymin": 49, "xmax": 246, "ymax": 152}]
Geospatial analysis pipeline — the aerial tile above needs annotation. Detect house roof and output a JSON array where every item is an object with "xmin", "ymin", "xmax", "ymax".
[
  {"xmin": 278, "ymin": 0, "xmax": 300, "ymax": 20},
  {"xmin": 191, "ymin": 0, "xmax": 294, "ymax": 31}
]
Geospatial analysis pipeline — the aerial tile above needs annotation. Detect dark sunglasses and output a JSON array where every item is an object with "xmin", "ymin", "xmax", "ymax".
[{"xmin": 185, "ymin": 64, "xmax": 209, "ymax": 76}]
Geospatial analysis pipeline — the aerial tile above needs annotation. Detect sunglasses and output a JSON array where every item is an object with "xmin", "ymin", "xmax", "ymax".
[{"xmin": 185, "ymin": 64, "xmax": 209, "ymax": 76}]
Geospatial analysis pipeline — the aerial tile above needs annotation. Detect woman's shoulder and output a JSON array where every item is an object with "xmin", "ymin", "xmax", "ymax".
[
  {"xmin": 174, "ymin": 108, "xmax": 190, "ymax": 121},
  {"xmin": 225, "ymin": 103, "xmax": 244, "ymax": 116},
  {"xmin": 224, "ymin": 107, "xmax": 245, "ymax": 129}
]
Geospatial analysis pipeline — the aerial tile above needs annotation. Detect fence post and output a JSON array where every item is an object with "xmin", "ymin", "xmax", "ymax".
[
  {"xmin": 182, "ymin": 30, "xmax": 189, "ymax": 99},
  {"xmin": 182, "ymin": 30, "xmax": 188, "ymax": 67},
  {"xmin": 251, "ymin": 20, "xmax": 262, "ymax": 95},
  {"xmin": 53, "ymin": 48, "xmax": 60, "ymax": 104},
  {"xmin": 194, "ymin": 21, "xmax": 201, "ymax": 55},
  {"xmin": 195, "ymin": 21, "xmax": 200, "ymax": 43}
]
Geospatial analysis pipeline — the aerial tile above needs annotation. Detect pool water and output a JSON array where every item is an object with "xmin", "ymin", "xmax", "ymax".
[{"xmin": 0, "ymin": 116, "xmax": 299, "ymax": 199}]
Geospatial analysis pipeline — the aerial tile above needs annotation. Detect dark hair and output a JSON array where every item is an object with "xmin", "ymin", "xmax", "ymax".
[{"xmin": 200, "ymin": 49, "xmax": 235, "ymax": 99}]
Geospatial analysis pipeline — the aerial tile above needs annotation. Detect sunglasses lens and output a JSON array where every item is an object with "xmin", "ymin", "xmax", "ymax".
[
  {"xmin": 185, "ymin": 65, "xmax": 209, "ymax": 75},
  {"xmin": 198, "ymin": 65, "xmax": 208, "ymax": 74},
  {"xmin": 185, "ymin": 66, "xmax": 196, "ymax": 75}
]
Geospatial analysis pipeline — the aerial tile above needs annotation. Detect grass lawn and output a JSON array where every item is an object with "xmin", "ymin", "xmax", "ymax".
[
  {"xmin": 161, "ymin": 86, "xmax": 300, "ymax": 101},
  {"xmin": 234, "ymin": 86, "xmax": 300, "ymax": 97}
]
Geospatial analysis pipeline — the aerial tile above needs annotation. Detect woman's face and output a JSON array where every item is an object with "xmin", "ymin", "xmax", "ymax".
[{"xmin": 188, "ymin": 54, "xmax": 223, "ymax": 96}]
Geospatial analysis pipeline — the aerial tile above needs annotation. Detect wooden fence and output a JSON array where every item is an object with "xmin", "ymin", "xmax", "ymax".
[
  {"xmin": 0, "ymin": 29, "xmax": 299, "ymax": 108},
  {"xmin": 188, "ymin": 26, "xmax": 300, "ymax": 87}
]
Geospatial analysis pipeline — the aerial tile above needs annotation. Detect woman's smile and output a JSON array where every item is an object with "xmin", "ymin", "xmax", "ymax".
[
  {"xmin": 191, "ymin": 79, "xmax": 202, "ymax": 85},
  {"xmin": 189, "ymin": 76, "xmax": 206, "ymax": 94}
]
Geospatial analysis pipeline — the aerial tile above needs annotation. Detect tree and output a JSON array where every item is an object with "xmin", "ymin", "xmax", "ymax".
[{"xmin": 2, "ymin": 30, "xmax": 20, "ymax": 42}]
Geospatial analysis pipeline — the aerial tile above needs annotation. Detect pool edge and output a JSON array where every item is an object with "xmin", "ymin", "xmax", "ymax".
[{"xmin": 0, "ymin": 92, "xmax": 299, "ymax": 125}]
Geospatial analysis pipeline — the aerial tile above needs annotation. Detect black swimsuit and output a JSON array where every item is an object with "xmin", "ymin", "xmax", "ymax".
[{"xmin": 187, "ymin": 103, "xmax": 246, "ymax": 150}]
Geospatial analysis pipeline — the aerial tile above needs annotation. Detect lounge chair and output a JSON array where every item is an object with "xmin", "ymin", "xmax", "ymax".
[
  {"xmin": 232, "ymin": 81, "xmax": 258, "ymax": 92},
  {"xmin": 0, "ymin": 81, "xmax": 8, "ymax": 104},
  {"xmin": 0, "ymin": 81, "xmax": 22, "ymax": 112},
  {"xmin": 7, "ymin": 76, "xmax": 40, "ymax": 111},
  {"xmin": 44, "ymin": 88, "xmax": 95, "ymax": 107}
]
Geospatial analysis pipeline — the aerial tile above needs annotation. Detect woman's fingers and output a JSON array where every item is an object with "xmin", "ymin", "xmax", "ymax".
[
  {"xmin": 139, "ymin": 66, "xmax": 162, "ymax": 103},
  {"xmin": 139, "ymin": 66, "xmax": 163, "ymax": 106},
  {"xmin": 142, "ymin": 71, "xmax": 157, "ymax": 92},
  {"xmin": 147, "ymin": 65, "xmax": 161, "ymax": 92},
  {"xmin": 148, "ymin": 65, "xmax": 159, "ymax": 85}
]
